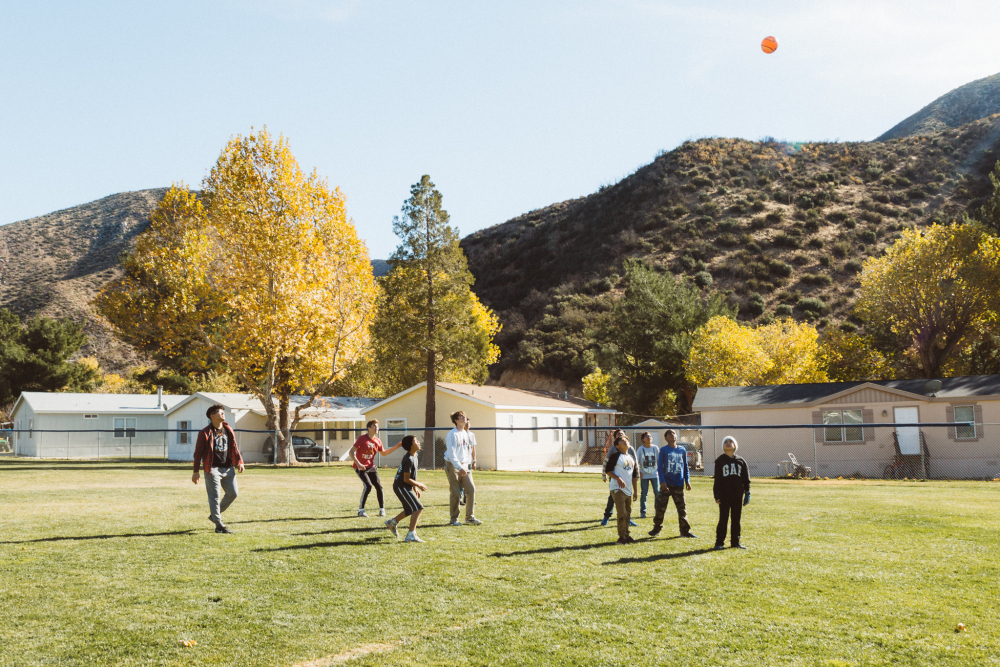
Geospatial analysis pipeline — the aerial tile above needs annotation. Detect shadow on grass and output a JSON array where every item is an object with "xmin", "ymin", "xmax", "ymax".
[
  {"xmin": 295, "ymin": 526, "xmax": 384, "ymax": 536},
  {"xmin": 489, "ymin": 540, "xmax": 622, "ymax": 558},
  {"xmin": 545, "ymin": 520, "xmax": 600, "ymax": 526},
  {"xmin": 254, "ymin": 536, "xmax": 383, "ymax": 552},
  {"xmin": 502, "ymin": 525, "xmax": 600, "ymax": 538},
  {"xmin": 1, "ymin": 529, "xmax": 197, "ymax": 544},
  {"xmin": 603, "ymin": 548, "xmax": 716, "ymax": 565},
  {"xmin": 229, "ymin": 516, "xmax": 352, "ymax": 524}
]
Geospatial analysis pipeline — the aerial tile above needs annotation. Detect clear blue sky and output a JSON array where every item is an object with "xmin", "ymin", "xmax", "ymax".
[{"xmin": 2, "ymin": 0, "xmax": 999, "ymax": 258}]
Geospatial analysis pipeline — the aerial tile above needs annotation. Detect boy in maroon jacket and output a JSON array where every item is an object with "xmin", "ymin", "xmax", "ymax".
[{"xmin": 191, "ymin": 404, "xmax": 245, "ymax": 533}]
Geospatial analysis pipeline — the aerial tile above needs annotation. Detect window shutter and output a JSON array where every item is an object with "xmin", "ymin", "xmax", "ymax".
[
  {"xmin": 812, "ymin": 411, "xmax": 823, "ymax": 441},
  {"xmin": 862, "ymin": 408, "xmax": 874, "ymax": 441},
  {"xmin": 945, "ymin": 406, "xmax": 956, "ymax": 441},
  {"xmin": 975, "ymin": 404, "xmax": 984, "ymax": 441}
]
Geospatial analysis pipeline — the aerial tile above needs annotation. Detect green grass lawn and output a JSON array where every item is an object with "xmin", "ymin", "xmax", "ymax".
[{"xmin": 0, "ymin": 460, "xmax": 998, "ymax": 666}]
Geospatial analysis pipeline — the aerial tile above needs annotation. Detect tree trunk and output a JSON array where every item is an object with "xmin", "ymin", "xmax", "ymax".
[
  {"xmin": 424, "ymin": 350, "xmax": 436, "ymax": 468},
  {"xmin": 277, "ymin": 391, "xmax": 298, "ymax": 466}
]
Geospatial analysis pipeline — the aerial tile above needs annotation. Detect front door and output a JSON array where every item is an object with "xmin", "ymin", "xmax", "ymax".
[{"xmin": 894, "ymin": 407, "xmax": 920, "ymax": 454}]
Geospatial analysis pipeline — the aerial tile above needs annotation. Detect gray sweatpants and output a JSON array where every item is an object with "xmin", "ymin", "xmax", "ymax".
[
  {"xmin": 206, "ymin": 466, "xmax": 238, "ymax": 526},
  {"xmin": 445, "ymin": 462, "xmax": 475, "ymax": 522}
]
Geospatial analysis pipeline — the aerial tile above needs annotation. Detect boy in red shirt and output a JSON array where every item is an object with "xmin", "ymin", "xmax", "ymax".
[
  {"xmin": 350, "ymin": 419, "xmax": 403, "ymax": 517},
  {"xmin": 191, "ymin": 404, "xmax": 244, "ymax": 533}
]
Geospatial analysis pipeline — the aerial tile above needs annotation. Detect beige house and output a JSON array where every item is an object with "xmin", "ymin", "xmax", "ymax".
[
  {"xmin": 364, "ymin": 382, "xmax": 619, "ymax": 471},
  {"xmin": 693, "ymin": 375, "xmax": 1000, "ymax": 480}
]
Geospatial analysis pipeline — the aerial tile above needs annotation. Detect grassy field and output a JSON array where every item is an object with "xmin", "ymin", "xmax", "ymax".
[{"xmin": 0, "ymin": 460, "xmax": 998, "ymax": 667}]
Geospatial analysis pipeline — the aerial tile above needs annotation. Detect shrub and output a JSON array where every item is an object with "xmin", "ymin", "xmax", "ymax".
[
  {"xmin": 750, "ymin": 199, "xmax": 767, "ymax": 212},
  {"xmin": 819, "ymin": 255, "xmax": 832, "ymax": 266},
  {"xmin": 858, "ymin": 229, "xmax": 877, "ymax": 244},
  {"xmin": 668, "ymin": 205, "xmax": 689, "ymax": 219},
  {"xmin": 767, "ymin": 259, "xmax": 793, "ymax": 277},
  {"xmin": 743, "ymin": 292, "xmax": 766, "ymax": 317},
  {"xmin": 827, "ymin": 210, "xmax": 849, "ymax": 223},
  {"xmin": 775, "ymin": 304, "xmax": 793, "ymax": 316},
  {"xmin": 698, "ymin": 202, "xmax": 721, "ymax": 218},
  {"xmin": 694, "ymin": 271, "xmax": 713, "ymax": 288},
  {"xmin": 791, "ymin": 253, "xmax": 811, "ymax": 266},
  {"xmin": 772, "ymin": 232, "xmax": 802, "ymax": 248},
  {"xmin": 796, "ymin": 297, "xmax": 828, "ymax": 315},
  {"xmin": 800, "ymin": 273, "xmax": 833, "ymax": 286},
  {"xmin": 807, "ymin": 237, "xmax": 824, "ymax": 249},
  {"xmin": 717, "ymin": 218, "xmax": 741, "ymax": 233},
  {"xmin": 729, "ymin": 200, "xmax": 749, "ymax": 215},
  {"xmin": 764, "ymin": 210, "xmax": 784, "ymax": 224},
  {"xmin": 831, "ymin": 240, "xmax": 851, "ymax": 258},
  {"xmin": 839, "ymin": 321, "xmax": 858, "ymax": 333},
  {"xmin": 844, "ymin": 259, "xmax": 863, "ymax": 273},
  {"xmin": 715, "ymin": 232, "xmax": 740, "ymax": 247},
  {"xmin": 691, "ymin": 175, "xmax": 714, "ymax": 188},
  {"xmin": 843, "ymin": 217, "xmax": 857, "ymax": 229}
]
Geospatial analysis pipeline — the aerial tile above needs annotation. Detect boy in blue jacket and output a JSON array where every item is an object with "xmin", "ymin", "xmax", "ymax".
[{"xmin": 648, "ymin": 429, "xmax": 696, "ymax": 538}]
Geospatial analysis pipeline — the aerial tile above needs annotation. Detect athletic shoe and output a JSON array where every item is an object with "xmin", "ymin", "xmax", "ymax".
[
  {"xmin": 615, "ymin": 537, "xmax": 628, "ymax": 545},
  {"xmin": 449, "ymin": 520, "xmax": 463, "ymax": 527},
  {"xmin": 625, "ymin": 536, "xmax": 637, "ymax": 544},
  {"xmin": 215, "ymin": 525, "xmax": 233, "ymax": 534},
  {"xmin": 682, "ymin": 533, "xmax": 698, "ymax": 538},
  {"xmin": 732, "ymin": 543, "xmax": 747, "ymax": 550},
  {"xmin": 385, "ymin": 518, "xmax": 398, "ymax": 538},
  {"xmin": 648, "ymin": 527, "xmax": 661, "ymax": 537},
  {"xmin": 600, "ymin": 517, "xmax": 609, "ymax": 527},
  {"xmin": 628, "ymin": 519, "xmax": 638, "ymax": 527},
  {"xmin": 465, "ymin": 517, "xmax": 483, "ymax": 525},
  {"xmin": 404, "ymin": 532, "xmax": 425, "ymax": 543},
  {"xmin": 378, "ymin": 508, "xmax": 386, "ymax": 517},
  {"xmin": 714, "ymin": 544, "xmax": 725, "ymax": 550},
  {"xmin": 357, "ymin": 509, "xmax": 368, "ymax": 518}
]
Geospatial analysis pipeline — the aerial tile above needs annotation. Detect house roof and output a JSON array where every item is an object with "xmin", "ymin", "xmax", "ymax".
[
  {"xmin": 368, "ymin": 382, "xmax": 617, "ymax": 413},
  {"xmin": 13, "ymin": 392, "xmax": 188, "ymax": 415},
  {"xmin": 692, "ymin": 375, "xmax": 1000, "ymax": 410},
  {"xmin": 166, "ymin": 392, "xmax": 378, "ymax": 421}
]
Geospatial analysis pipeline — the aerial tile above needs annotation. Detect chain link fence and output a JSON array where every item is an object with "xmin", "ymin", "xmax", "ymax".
[{"xmin": 4, "ymin": 423, "xmax": 998, "ymax": 481}]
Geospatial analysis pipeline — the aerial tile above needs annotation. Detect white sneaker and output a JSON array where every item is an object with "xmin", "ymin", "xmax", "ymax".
[
  {"xmin": 378, "ymin": 508, "xmax": 386, "ymax": 517},
  {"xmin": 465, "ymin": 517, "xmax": 483, "ymax": 525},
  {"xmin": 357, "ymin": 509, "xmax": 368, "ymax": 518},
  {"xmin": 404, "ymin": 531, "xmax": 425, "ymax": 543},
  {"xmin": 385, "ymin": 518, "xmax": 398, "ymax": 537},
  {"xmin": 449, "ymin": 520, "xmax": 463, "ymax": 527}
]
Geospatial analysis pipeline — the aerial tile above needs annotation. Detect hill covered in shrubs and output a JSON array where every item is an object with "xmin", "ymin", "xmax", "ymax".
[{"xmin": 462, "ymin": 115, "xmax": 1000, "ymax": 390}]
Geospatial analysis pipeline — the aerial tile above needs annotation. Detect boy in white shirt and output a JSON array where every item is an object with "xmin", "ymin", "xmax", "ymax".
[
  {"xmin": 635, "ymin": 432, "xmax": 660, "ymax": 518},
  {"xmin": 604, "ymin": 435, "xmax": 638, "ymax": 544},
  {"xmin": 444, "ymin": 411, "xmax": 483, "ymax": 526}
]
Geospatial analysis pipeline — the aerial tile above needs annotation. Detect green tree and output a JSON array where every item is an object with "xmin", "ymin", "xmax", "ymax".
[
  {"xmin": 598, "ymin": 260, "xmax": 735, "ymax": 415},
  {"xmin": 370, "ymin": 175, "xmax": 500, "ymax": 449},
  {"xmin": 855, "ymin": 221, "xmax": 1000, "ymax": 378},
  {"xmin": 0, "ymin": 309, "xmax": 98, "ymax": 404},
  {"xmin": 974, "ymin": 160, "xmax": 1000, "ymax": 235}
]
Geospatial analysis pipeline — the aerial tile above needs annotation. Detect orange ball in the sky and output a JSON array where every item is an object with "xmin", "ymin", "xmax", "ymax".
[{"xmin": 761, "ymin": 36, "xmax": 778, "ymax": 53}]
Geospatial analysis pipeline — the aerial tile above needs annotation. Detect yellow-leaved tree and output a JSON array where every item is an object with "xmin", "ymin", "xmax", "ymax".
[
  {"xmin": 818, "ymin": 330, "xmax": 895, "ymax": 382},
  {"xmin": 855, "ymin": 221, "xmax": 1000, "ymax": 378},
  {"xmin": 685, "ymin": 316, "xmax": 828, "ymax": 387},
  {"xmin": 96, "ymin": 129, "xmax": 377, "ymax": 463}
]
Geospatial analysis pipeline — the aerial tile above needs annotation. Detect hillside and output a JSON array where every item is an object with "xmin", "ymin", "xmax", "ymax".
[
  {"xmin": 0, "ymin": 189, "xmax": 169, "ymax": 372},
  {"xmin": 878, "ymin": 71, "xmax": 1000, "ymax": 140},
  {"xmin": 462, "ymin": 115, "xmax": 1000, "ymax": 388}
]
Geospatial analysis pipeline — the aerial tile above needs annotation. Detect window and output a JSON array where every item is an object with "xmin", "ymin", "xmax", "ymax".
[
  {"xmin": 531, "ymin": 417, "xmax": 538, "ymax": 442},
  {"xmin": 578, "ymin": 418, "xmax": 584, "ymax": 442},
  {"xmin": 340, "ymin": 422, "xmax": 350, "ymax": 440},
  {"xmin": 386, "ymin": 419, "xmax": 406, "ymax": 448},
  {"xmin": 114, "ymin": 418, "xmax": 136, "ymax": 439},
  {"xmin": 178, "ymin": 421, "xmax": 190, "ymax": 445},
  {"xmin": 565, "ymin": 418, "xmax": 573, "ymax": 443},
  {"xmin": 553, "ymin": 417, "xmax": 559, "ymax": 441},
  {"xmin": 954, "ymin": 405, "xmax": 976, "ymax": 440},
  {"xmin": 823, "ymin": 409, "xmax": 863, "ymax": 442},
  {"xmin": 83, "ymin": 414, "xmax": 98, "ymax": 419}
]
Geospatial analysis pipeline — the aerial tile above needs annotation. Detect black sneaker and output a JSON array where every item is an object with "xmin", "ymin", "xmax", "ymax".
[
  {"xmin": 648, "ymin": 527, "xmax": 661, "ymax": 537},
  {"xmin": 732, "ymin": 543, "xmax": 747, "ymax": 550},
  {"xmin": 714, "ymin": 544, "xmax": 725, "ymax": 550},
  {"xmin": 215, "ymin": 525, "xmax": 233, "ymax": 534},
  {"xmin": 682, "ymin": 533, "xmax": 698, "ymax": 538}
]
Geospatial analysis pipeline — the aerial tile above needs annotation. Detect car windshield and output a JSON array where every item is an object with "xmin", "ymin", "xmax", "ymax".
[{"xmin": 293, "ymin": 437, "xmax": 316, "ymax": 446}]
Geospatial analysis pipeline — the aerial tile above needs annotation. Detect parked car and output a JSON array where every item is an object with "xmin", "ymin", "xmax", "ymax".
[
  {"xmin": 679, "ymin": 441, "xmax": 703, "ymax": 471},
  {"xmin": 263, "ymin": 435, "xmax": 331, "ymax": 462}
]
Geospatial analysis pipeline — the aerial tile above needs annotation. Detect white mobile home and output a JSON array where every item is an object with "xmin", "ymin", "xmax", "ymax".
[
  {"xmin": 165, "ymin": 393, "xmax": 378, "ymax": 463},
  {"xmin": 9, "ymin": 392, "xmax": 187, "ymax": 459},
  {"xmin": 364, "ymin": 382, "xmax": 619, "ymax": 471}
]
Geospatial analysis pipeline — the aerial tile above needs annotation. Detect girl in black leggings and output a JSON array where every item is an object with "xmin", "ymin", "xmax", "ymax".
[{"xmin": 350, "ymin": 420, "xmax": 403, "ymax": 517}]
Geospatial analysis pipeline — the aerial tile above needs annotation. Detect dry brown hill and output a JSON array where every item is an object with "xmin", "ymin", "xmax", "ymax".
[
  {"xmin": 462, "ymin": 116, "xmax": 1000, "ymax": 388},
  {"xmin": 0, "ymin": 189, "xmax": 169, "ymax": 372},
  {"xmin": 878, "ymin": 72, "xmax": 1000, "ymax": 140}
]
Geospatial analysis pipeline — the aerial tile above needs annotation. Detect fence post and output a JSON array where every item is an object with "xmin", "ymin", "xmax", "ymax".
[
  {"xmin": 163, "ymin": 429, "xmax": 167, "ymax": 461},
  {"xmin": 813, "ymin": 428, "xmax": 818, "ymax": 480},
  {"xmin": 272, "ymin": 430, "xmax": 278, "ymax": 466},
  {"xmin": 920, "ymin": 431, "xmax": 927, "ymax": 480},
  {"xmin": 561, "ymin": 428, "xmax": 565, "ymax": 473},
  {"xmin": 97, "ymin": 430, "xmax": 101, "ymax": 460}
]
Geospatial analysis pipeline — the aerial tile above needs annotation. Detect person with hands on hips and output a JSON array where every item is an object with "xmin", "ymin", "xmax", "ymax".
[
  {"xmin": 459, "ymin": 416, "xmax": 478, "ymax": 506},
  {"xmin": 444, "ymin": 411, "xmax": 483, "ymax": 526},
  {"xmin": 191, "ymin": 404, "xmax": 245, "ymax": 534}
]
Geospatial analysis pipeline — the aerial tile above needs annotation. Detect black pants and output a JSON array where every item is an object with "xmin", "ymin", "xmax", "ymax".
[
  {"xmin": 356, "ymin": 467, "xmax": 383, "ymax": 508},
  {"xmin": 716, "ymin": 497, "xmax": 743, "ymax": 546},
  {"xmin": 603, "ymin": 493, "xmax": 615, "ymax": 519}
]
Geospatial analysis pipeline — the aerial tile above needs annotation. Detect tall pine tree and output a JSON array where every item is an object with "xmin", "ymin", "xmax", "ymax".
[{"xmin": 373, "ymin": 175, "xmax": 499, "ymax": 457}]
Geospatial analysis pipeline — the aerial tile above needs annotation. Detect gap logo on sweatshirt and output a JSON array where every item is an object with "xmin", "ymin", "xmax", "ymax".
[{"xmin": 721, "ymin": 462, "xmax": 745, "ymax": 477}]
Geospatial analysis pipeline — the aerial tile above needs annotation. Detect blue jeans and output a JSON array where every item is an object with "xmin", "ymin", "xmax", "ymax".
[{"xmin": 640, "ymin": 478, "xmax": 659, "ymax": 515}]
